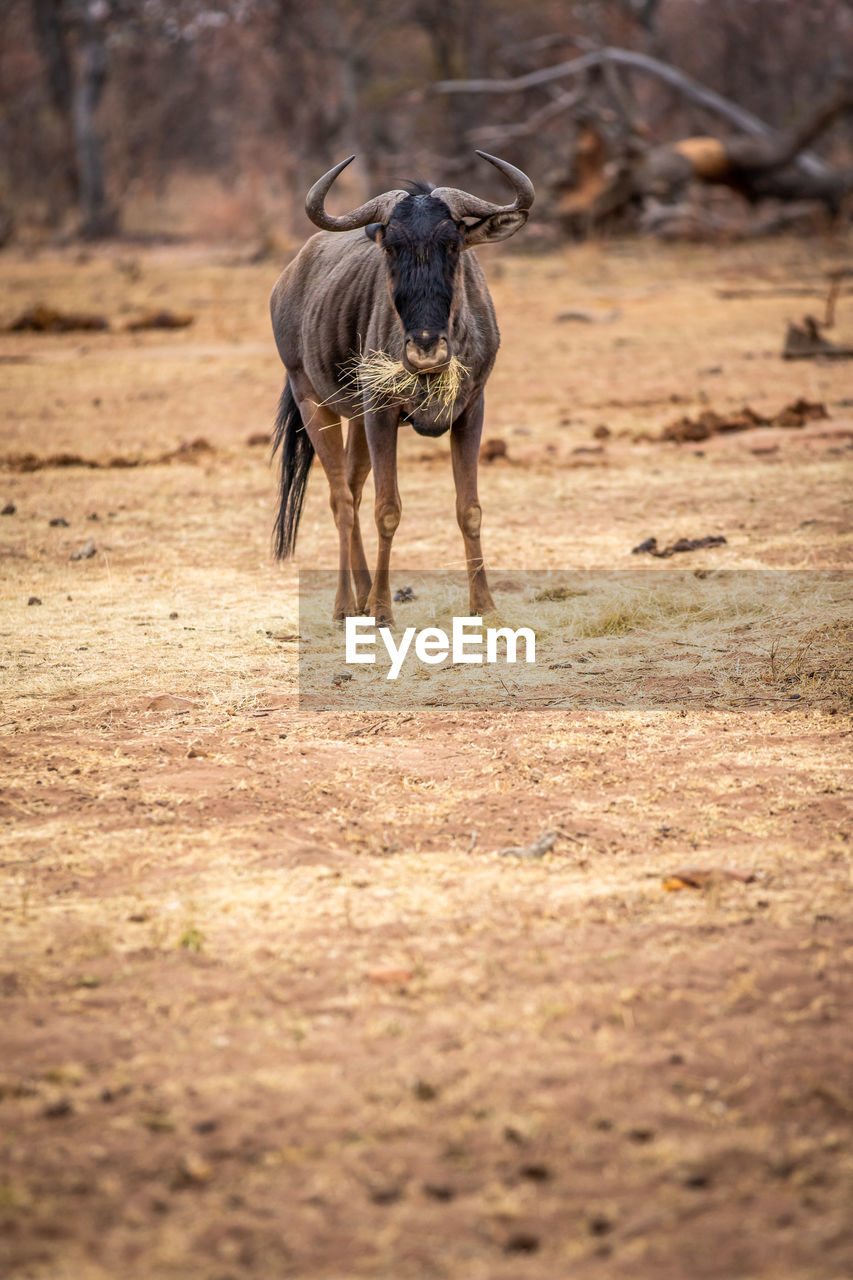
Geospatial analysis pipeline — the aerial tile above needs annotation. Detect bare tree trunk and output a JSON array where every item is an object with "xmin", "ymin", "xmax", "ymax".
[
  {"xmin": 31, "ymin": 0, "xmax": 76, "ymax": 206},
  {"xmin": 31, "ymin": 0, "xmax": 117, "ymax": 237},
  {"xmin": 32, "ymin": 0, "xmax": 72, "ymax": 111},
  {"xmin": 73, "ymin": 8, "xmax": 116, "ymax": 238}
]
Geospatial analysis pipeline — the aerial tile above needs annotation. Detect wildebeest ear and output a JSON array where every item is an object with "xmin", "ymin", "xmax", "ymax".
[
  {"xmin": 365, "ymin": 222, "xmax": 385, "ymax": 243},
  {"xmin": 462, "ymin": 209, "xmax": 528, "ymax": 248}
]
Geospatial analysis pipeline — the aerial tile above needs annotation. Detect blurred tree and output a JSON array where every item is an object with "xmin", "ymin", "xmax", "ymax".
[
  {"xmin": 0, "ymin": 0, "xmax": 850, "ymax": 241},
  {"xmin": 32, "ymin": 0, "xmax": 117, "ymax": 236}
]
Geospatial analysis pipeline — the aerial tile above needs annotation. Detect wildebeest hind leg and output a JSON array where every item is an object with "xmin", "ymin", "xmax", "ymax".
[
  {"xmin": 451, "ymin": 394, "xmax": 496, "ymax": 617},
  {"xmin": 346, "ymin": 415, "xmax": 372, "ymax": 612},
  {"xmin": 288, "ymin": 368, "xmax": 356, "ymax": 621}
]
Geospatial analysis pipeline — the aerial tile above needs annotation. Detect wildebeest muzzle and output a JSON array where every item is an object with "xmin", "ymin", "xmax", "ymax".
[{"xmin": 403, "ymin": 329, "xmax": 450, "ymax": 374}]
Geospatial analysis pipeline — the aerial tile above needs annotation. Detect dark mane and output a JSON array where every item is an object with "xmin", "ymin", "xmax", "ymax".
[{"xmin": 400, "ymin": 179, "xmax": 435, "ymax": 196}]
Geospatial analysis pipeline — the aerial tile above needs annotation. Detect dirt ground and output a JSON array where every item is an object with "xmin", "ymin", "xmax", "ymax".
[{"xmin": 1, "ymin": 231, "xmax": 852, "ymax": 1280}]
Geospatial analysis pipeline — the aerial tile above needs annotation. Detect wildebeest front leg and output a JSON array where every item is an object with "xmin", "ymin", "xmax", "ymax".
[
  {"xmin": 451, "ymin": 393, "xmax": 496, "ymax": 617},
  {"xmin": 364, "ymin": 408, "xmax": 400, "ymax": 626},
  {"xmin": 346, "ymin": 415, "xmax": 372, "ymax": 613},
  {"xmin": 288, "ymin": 368, "xmax": 356, "ymax": 621}
]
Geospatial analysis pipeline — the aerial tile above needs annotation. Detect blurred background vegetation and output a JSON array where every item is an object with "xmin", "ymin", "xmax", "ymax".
[{"xmin": 1, "ymin": 0, "xmax": 852, "ymax": 245}]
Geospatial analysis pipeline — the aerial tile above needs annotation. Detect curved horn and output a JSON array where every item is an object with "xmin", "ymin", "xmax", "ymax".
[
  {"xmin": 305, "ymin": 156, "xmax": 406, "ymax": 231},
  {"xmin": 431, "ymin": 150, "xmax": 535, "ymax": 220}
]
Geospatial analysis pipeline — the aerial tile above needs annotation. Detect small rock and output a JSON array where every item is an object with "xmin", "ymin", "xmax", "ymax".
[
  {"xmin": 505, "ymin": 1231, "xmax": 540, "ymax": 1254},
  {"xmin": 588, "ymin": 1214, "xmax": 613, "ymax": 1236},
  {"xmin": 70, "ymin": 538, "xmax": 96, "ymax": 561},
  {"xmin": 368, "ymin": 1182, "xmax": 403, "ymax": 1205},
  {"xmin": 174, "ymin": 1151, "xmax": 212, "ymax": 1186},
  {"xmin": 1, "ymin": 501, "xmax": 15, "ymax": 515},
  {"xmin": 331, "ymin": 670, "xmax": 353, "ymax": 687},
  {"xmin": 27, "ymin": 596, "xmax": 42, "ymax": 606},
  {"xmin": 555, "ymin": 307, "xmax": 620, "ymax": 324},
  {"xmin": 43, "ymin": 1097, "xmax": 74, "ymax": 1119},
  {"xmin": 423, "ymin": 1183, "xmax": 455, "ymax": 1201},
  {"xmin": 498, "ymin": 831, "xmax": 557, "ymax": 860},
  {"xmin": 49, "ymin": 517, "xmax": 69, "ymax": 527}
]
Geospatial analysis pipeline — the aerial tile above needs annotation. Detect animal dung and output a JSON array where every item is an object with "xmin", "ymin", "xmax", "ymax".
[
  {"xmin": 125, "ymin": 310, "xmax": 194, "ymax": 332},
  {"xmin": 6, "ymin": 304, "xmax": 109, "ymax": 333},
  {"xmin": 4, "ymin": 305, "xmax": 193, "ymax": 335},
  {"xmin": 654, "ymin": 399, "xmax": 828, "ymax": 443},
  {"xmin": 632, "ymin": 534, "xmax": 727, "ymax": 557},
  {"xmin": 480, "ymin": 438, "xmax": 508, "ymax": 462},
  {"xmin": 347, "ymin": 350, "xmax": 468, "ymax": 422}
]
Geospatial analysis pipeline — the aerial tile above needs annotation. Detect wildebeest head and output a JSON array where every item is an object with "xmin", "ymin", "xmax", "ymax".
[{"xmin": 305, "ymin": 152, "xmax": 534, "ymax": 375}]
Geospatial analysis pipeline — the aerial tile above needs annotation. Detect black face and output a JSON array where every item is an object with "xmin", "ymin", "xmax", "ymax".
[{"xmin": 368, "ymin": 189, "xmax": 463, "ymax": 371}]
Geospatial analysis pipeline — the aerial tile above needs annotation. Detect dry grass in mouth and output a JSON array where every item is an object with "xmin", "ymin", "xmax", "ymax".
[{"xmin": 346, "ymin": 349, "xmax": 468, "ymax": 420}]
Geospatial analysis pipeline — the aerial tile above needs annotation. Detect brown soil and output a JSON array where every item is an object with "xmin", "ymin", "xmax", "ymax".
[{"xmin": 1, "ymin": 235, "xmax": 852, "ymax": 1280}]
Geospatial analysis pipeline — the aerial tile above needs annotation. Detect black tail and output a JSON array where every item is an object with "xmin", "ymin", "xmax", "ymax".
[{"xmin": 271, "ymin": 379, "xmax": 314, "ymax": 559}]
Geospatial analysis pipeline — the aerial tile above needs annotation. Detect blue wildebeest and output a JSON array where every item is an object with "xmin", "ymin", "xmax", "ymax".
[{"xmin": 270, "ymin": 151, "xmax": 534, "ymax": 624}]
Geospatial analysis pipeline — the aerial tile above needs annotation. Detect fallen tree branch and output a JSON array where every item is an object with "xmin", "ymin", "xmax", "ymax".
[
  {"xmin": 435, "ymin": 46, "xmax": 827, "ymax": 175},
  {"xmin": 467, "ymin": 89, "xmax": 586, "ymax": 145}
]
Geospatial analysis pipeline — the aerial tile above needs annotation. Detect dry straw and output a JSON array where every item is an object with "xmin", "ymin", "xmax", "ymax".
[{"xmin": 346, "ymin": 350, "xmax": 468, "ymax": 421}]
